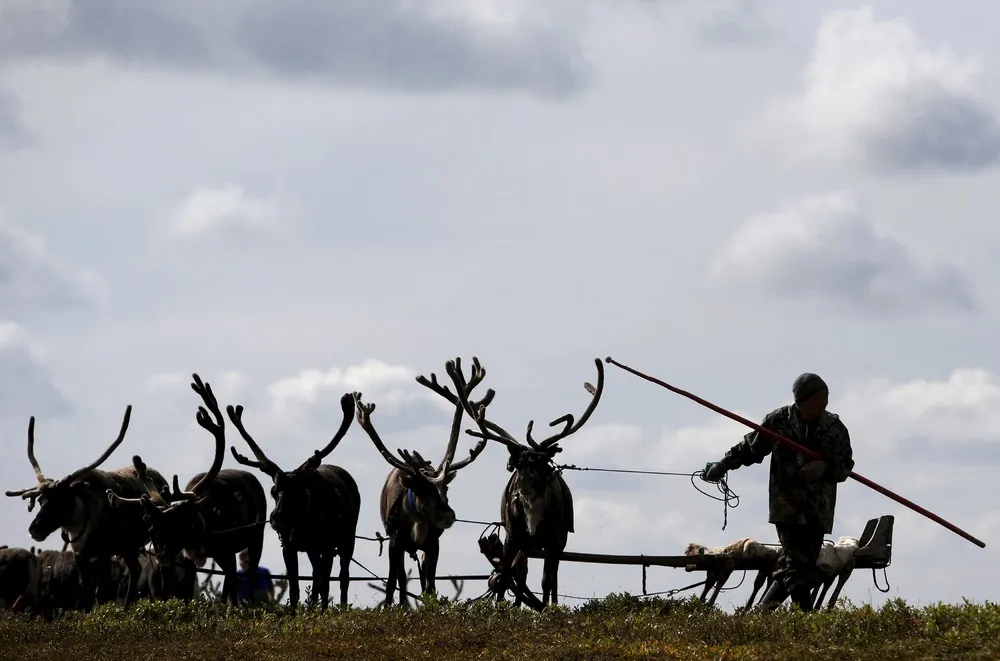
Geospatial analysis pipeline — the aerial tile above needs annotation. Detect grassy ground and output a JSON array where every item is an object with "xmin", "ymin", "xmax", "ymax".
[{"xmin": 1, "ymin": 594, "xmax": 998, "ymax": 660}]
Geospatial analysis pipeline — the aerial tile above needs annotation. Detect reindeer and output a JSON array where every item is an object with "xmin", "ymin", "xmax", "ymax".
[
  {"xmin": 352, "ymin": 356, "xmax": 492, "ymax": 608},
  {"xmin": 226, "ymin": 392, "xmax": 361, "ymax": 610},
  {"xmin": 466, "ymin": 357, "xmax": 605, "ymax": 608},
  {"xmin": 4, "ymin": 406, "xmax": 168, "ymax": 609},
  {"xmin": 111, "ymin": 549, "xmax": 199, "ymax": 602},
  {"xmin": 106, "ymin": 374, "xmax": 268, "ymax": 605},
  {"xmin": 0, "ymin": 546, "xmax": 40, "ymax": 613}
]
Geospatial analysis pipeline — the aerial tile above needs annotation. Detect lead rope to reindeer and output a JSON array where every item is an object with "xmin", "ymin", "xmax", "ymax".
[{"xmin": 556, "ymin": 464, "xmax": 740, "ymax": 531}]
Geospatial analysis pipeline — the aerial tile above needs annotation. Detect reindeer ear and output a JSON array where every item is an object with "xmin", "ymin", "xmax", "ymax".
[{"xmin": 444, "ymin": 471, "xmax": 458, "ymax": 485}]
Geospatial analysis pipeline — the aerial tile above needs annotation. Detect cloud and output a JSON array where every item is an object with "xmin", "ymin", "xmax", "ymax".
[
  {"xmin": 760, "ymin": 6, "xmax": 1000, "ymax": 173},
  {"xmin": 0, "ymin": 214, "xmax": 107, "ymax": 313},
  {"xmin": 836, "ymin": 367, "xmax": 1000, "ymax": 462},
  {"xmin": 708, "ymin": 191, "xmax": 976, "ymax": 315},
  {"xmin": 0, "ymin": 321, "xmax": 72, "ymax": 423},
  {"xmin": 0, "ymin": 0, "xmax": 591, "ymax": 98},
  {"xmin": 267, "ymin": 359, "xmax": 455, "ymax": 418},
  {"xmin": 0, "ymin": 86, "xmax": 33, "ymax": 150},
  {"xmin": 164, "ymin": 184, "xmax": 288, "ymax": 241},
  {"xmin": 685, "ymin": 0, "xmax": 787, "ymax": 46}
]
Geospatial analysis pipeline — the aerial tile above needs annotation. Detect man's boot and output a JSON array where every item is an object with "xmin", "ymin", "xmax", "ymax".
[
  {"xmin": 755, "ymin": 580, "xmax": 789, "ymax": 611},
  {"xmin": 790, "ymin": 586, "xmax": 815, "ymax": 612}
]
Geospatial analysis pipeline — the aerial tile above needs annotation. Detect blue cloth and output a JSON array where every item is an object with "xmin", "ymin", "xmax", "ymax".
[{"xmin": 237, "ymin": 565, "xmax": 273, "ymax": 600}]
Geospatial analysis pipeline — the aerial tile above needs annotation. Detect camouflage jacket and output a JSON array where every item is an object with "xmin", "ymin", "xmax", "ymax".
[{"xmin": 721, "ymin": 405, "xmax": 854, "ymax": 534}]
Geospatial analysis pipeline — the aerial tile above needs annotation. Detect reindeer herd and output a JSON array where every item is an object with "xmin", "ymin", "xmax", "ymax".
[{"xmin": 0, "ymin": 356, "xmax": 606, "ymax": 617}]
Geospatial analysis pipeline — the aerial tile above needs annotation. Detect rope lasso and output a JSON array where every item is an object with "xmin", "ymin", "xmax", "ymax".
[{"xmin": 556, "ymin": 463, "xmax": 740, "ymax": 530}]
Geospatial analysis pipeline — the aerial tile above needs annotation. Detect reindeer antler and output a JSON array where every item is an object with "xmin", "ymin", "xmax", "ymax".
[
  {"xmin": 4, "ymin": 416, "xmax": 48, "ymax": 504},
  {"xmin": 106, "ymin": 455, "xmax": 171, "ymax": 508},
  {"xmin": 414, "ymin": 356, "xmax": 492, "ymax": 480},
  {"xmin": 353, "ymin": 392, "xmax": 429, "ymax": 475},
  {"xmin": 65, "ymin": 406, "xmax": 134, "ymax": 482},
  {"xmin": 181, "ymin": 374, "xmax": 226, "ymax": 498},
  {"xmin": 226, "ymin": 404, "xmax": 283, "ymax": 478},
  {"xmin": 7, "ymin": 407, "xmax": 133, "ymax": 509},
  {"xmin": 298, "ymin": 392, "xmax": 356, "ymax": 470},
  {"xmin": 526, "ymin": 358, "xmax": 605, "ymax": 449}
]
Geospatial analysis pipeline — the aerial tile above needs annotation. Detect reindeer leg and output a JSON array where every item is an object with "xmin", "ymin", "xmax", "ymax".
[
  {"xmin": 122, "ymin": 553, "xmax": 142, "ymax": 609},
  {"xmin": 305, "ymin": 549, "xmax": 323, "ymax": 609},
  {"xmin": 216, "ymin": 555, "xmax": 239, "ymax": 605},
  {"xmin": 421, "ymin": 540, "xmax": 440, "ymax": 599},
  {"xmin": 339, "ymin": 537, "xmax": 355, "ymax": 607},
  {"xmin": 77, "ymin": 555, "xmax": 101, "ymax": 611},
  {"xmin": 383, "ymin": 535, "xmax": 403, "ymax": 608},
  {"xmin": 498, "ymin": 536, "xmax": 523, "ymax": 606},
  {"xmin": 541, "ymin": 551, "xmax": 560, "ymax": 607},
  {"xmin": 317, "ymin": 552, "xmax": 335, "ymax": 611},
  {"xmin": 284, "ymin": 547, "xmax": 300, "ymax": 610}
]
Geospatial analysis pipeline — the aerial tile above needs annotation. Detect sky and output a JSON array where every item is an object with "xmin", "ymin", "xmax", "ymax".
[{"xmin": 1, "ymin": 0, "xmax": 999, "ymax": 611}]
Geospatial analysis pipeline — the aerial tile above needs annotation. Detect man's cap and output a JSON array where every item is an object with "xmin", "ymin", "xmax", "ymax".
[{"xmin": 793, "ymin": 372, "xmax": 829, "ymax": 403}]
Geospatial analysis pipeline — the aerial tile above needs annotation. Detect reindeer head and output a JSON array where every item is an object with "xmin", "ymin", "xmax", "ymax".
[
  {"xmin": 468, "ymin": 357, "xmax": 604, "ymax": 500},
  {"xmin": 107, "ymin": 374, "xmax": 225, "ymax": 563},
  {"xmin": 353, "ymin": 356, "xmax": 494, "ymax": 531},
  {"xmin": 226, "ymin": 392, "xmax": 356, "ymax": 544},
  {"xmin": 5, "ymin": 406, "xmax": 133, "ymax": 542}
]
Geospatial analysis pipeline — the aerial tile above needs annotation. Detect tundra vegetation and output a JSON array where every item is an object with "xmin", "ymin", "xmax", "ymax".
[{"xmin": 0, "ymin": 594, "xmax": 996, "ymax": 660}]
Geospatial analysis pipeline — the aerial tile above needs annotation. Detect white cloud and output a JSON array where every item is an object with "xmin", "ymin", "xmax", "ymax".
[
  {"xmin": 760, "ymin": 6, "xmax": 1000, "ymax": 172},
  {"xmin": 0, "ymin": 213, "xmax": 106, "ymax": 312},
  {"xmin": 836, "ymin": 367, "xmax": 1000, "ymax": 459},
  {"xmin": 165, "ymin": 184, "xmax": 287, "ymax": 240},
  {"xmin": 708, "ymin": 191, "xmax": 976, "ymax": 314},
  {"xmin": 267, "ymin": 359, "xmax": 453, "ymax": 417},
  {"xmin": 553, "ymin": 423, "xmax": 646, "ymax": 469},
  {"xmin": 653, "ymin": 416, "xmax": 755, "ymax": 471},
  {"xmin": 0, "ymin": 321, "xmax": 71, "ymax": 421}
]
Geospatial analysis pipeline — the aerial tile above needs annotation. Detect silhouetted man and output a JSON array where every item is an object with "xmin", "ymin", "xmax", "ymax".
[{"xmin": 703, "ymin": 372, "xmax": 854, "ymax": 611}]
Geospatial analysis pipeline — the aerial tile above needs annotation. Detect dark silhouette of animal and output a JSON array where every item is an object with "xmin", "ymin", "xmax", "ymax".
[
  {"xmin": 0, "ymin": 546, "xmax": 39, "ymax": 613},
  {"xmin": 467, "ymin": 357, "xmax": 605, "ymax": 608},
  {"xmin": 5, "ymin": 406, "xmax": 169, "ymax": 609},
  {"xmin": 111, "ymin": 550, "xmax": 199, "ymax": 602},
  {"xmin": 352, "ymin": 356, "xmax": 493, "ymax": 608},
  {"xmin": 227, "ymin": 392, "xmax": 360, "ymax": 610},
  {"xmin": 29, "ymin": 548, "xmax": 82, "ymax": 618},
  {"xmin": 107, "ymin": 374, "xmax": 268, "ymax": 605}
]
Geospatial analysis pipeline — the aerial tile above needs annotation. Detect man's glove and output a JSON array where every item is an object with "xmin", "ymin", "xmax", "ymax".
[
  {"xmin": 702, "ymin": 461, "xmax": 729, "ymax": 482},
  {"xmin": 799, "ymin": 459, "xmax": 827, "ymax": 482}
]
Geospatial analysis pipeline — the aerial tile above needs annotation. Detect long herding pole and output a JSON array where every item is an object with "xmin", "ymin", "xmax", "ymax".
[{"xmin": 604, "ymin": 356, "xmax": 987, "ymax": 549}]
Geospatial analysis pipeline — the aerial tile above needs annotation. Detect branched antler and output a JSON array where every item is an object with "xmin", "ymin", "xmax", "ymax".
[
  {"xmin": 7, "ymin": 405, "xmax": 133, "ymax": 509},
  {"xmin": 413, "ymin": 356, "xmax": 493, "ymax": 478},
  {"xmin": 466, "ymin": 358, "xmax": 605, "ymax": 454}
]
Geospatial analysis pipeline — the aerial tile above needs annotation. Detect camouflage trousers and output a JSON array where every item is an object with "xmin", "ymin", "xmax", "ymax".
[{"xmin": 772, "ymin": 521, "xmax": 825, "ymax": 605}]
